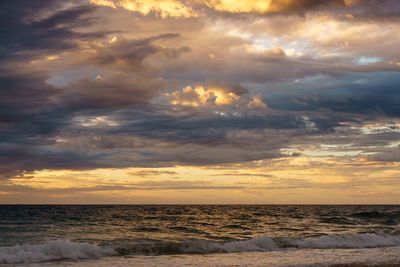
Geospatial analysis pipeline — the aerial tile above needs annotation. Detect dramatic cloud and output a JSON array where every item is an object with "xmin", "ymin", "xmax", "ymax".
[
  {"xmin": 89, "ymin": 0, "xmax": 198, "ymax": 17},
  {"xmin": 1, "ymin": 0, "xmax": 400, "ymax": 203},
  {"xmin": 166, "ymin": 84, "xmax": 267, "ymax": 110},
  {"xmin": 89, "ymin": 0, "xmax": 363, "ymax": 16},
  {"xmin": 203, "ymin": 0, "xmax": 360, "ymax": 14}
]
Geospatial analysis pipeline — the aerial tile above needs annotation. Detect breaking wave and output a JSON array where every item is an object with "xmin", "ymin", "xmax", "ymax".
[
  {"xmin": 0, "ymin": 240, "xmax": 115, "ymax": 264},
  {"xmin": 2, "ymin": 233, "xmax": 400, "ymax": 264}
]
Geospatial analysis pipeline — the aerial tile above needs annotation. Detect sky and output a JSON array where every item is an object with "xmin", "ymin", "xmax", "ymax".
[{"xmin": 0, "ymin": 0, "xmax": 400, "ymax": 204}]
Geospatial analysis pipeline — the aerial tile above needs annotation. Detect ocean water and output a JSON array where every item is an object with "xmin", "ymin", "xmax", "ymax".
[{"xmin": 1, "ymin": 205, "xmax": 400, "ymax": 266}]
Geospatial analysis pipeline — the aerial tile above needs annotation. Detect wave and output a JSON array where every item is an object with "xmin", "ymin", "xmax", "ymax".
[
  {"xmin": 351, "ymin": 210, "xmax": 400, "ymax": 220},
  {"xmin": 0, "ymin": 240, "xmax": 116, "ymax": 264},
  {"xmin": 2, "ymin": 233, "xmax": 400, "ymax": 264},
  {"xmin": 319, "ymin": 216, "xmax": 356, "ymax": 225}
]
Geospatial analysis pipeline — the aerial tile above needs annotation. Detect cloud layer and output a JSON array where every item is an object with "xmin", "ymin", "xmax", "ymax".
[{"xmin": 0, "ymin": 0, "xmax": 400, "ymax": 203}]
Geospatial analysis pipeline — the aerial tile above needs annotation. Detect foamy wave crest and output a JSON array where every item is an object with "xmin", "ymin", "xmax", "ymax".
[
  {"xmin": 0, "ymin": 240, "xmax": 116, "ymax": 264},
  {"xmin": 112, "ymin": 233, "xmax": 400, "ymax": 255},
  {"xmin": 281, "ymin": 233, "xmax": 400, "ymax": 249},
  {"xmin": 2, "ymin": 233, "xmax": 400, "ymax": 264}
]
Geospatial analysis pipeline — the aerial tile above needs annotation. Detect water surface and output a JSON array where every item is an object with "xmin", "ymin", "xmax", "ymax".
[{"xmin": 1, "ymin": 205, "xmax": 400, "ymax": 266}]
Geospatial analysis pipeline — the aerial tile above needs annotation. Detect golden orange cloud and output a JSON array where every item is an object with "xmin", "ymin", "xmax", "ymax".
[
  {"xmin": 203, "ymin": 0, "xmax": 360, "ymax": 14},
  {"xmin": 167, "ymin": 85, "xmax": 267, "ymax": 109},
  {"xmin": 247, "ymin": 96, "xmax": 267, "ymax": 109},
  {"xmin": 204, "ymin": 0, "xmax": 288, "ymax": 13},
  {"xmin": 167, "ymin": 85, "xmax": 240, "ymax": 107},
  {"xmin": 90, "ymin": 0, "xmax": 361, "ymax": 17},
  {"xmin": 3, "ymin": 155, "xmax": 400, "ymax": 204},
  {"xmin": 89, "ymin": 0, "xmax": 198, "ymax": 18}
]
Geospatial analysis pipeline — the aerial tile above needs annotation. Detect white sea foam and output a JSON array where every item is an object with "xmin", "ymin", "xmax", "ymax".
[
  {"xmin": 194, "ymin": 233, "xmax": 400, "ymax": 253},
  {"xmin": 0, "ymin": 240, "xmax": 115, "ymax": 264},
  {"xmin": 284, "ymin": 233, "xmax": 400, "ymax": 249},
  {"xmin": 1, "ymin": 234, "xmax": 400, "ymax": 264}
]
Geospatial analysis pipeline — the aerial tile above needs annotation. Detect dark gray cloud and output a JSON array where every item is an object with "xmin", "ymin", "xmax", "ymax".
[
  {"xmin": 0, "ymin": 181, "xmax": 244, "ymax": 195},
  {"xmin": 266, "ymin": 72, "xmax": 400, "ymax": 117},
  {"xmin": 0, "ymin": 1, "xmax": 105, "ymax": 62},
  {"xmin": 0, "ymin": 2, "xmax": 189, "ymax": 178},
  {"xmin": 1, "ymin": 0, "xmax": 400, "ymax": 180}
]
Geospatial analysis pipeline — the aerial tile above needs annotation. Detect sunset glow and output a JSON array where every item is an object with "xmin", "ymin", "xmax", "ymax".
[{"xmin": 1, "ymin": 0, "xmax": 400, "ymax": 204}]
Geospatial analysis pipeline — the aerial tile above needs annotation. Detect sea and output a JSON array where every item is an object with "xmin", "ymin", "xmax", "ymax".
[{"xmin": 1, "ymin": 205, "xmax": 400, "ymax": 266}]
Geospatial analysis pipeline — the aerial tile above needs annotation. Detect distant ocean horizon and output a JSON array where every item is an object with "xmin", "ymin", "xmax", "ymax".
[
  {"xmin": 4, "ymin": 202, "xmax": 400, "ymax": 207},
  {"xmin": 1, "ymin": 205, "xmax": 400, "ymax": 266}
]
